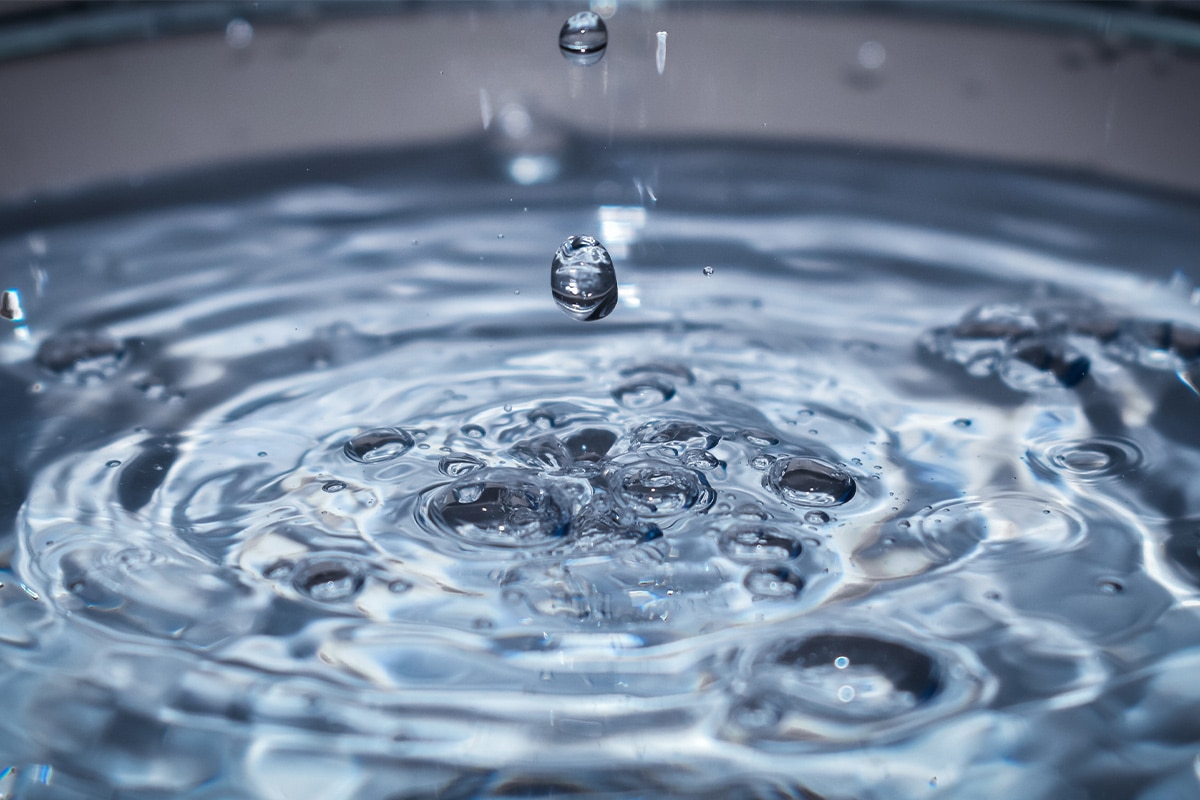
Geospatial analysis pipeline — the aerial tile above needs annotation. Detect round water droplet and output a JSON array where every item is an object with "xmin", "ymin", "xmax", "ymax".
[
  {"xmin": 551, "ymin": 235, "xmax": 617, "ymax": 322},
  {"xmin": 744, "ymin": 566, "xmax": 804, "ymax": 599},
  {"xmin": 343, "ymin": 427, "xmax": 414, "ymax": 463},
  {"xmin": 558, "ymin": 11, "xmax": 607, "ymax": 66},
  {"xmin": 612, "ymin": 377, "xmax": 674, "ymax": 408},
  {"xmin": 766, "ymin": 457, "xmax": 856, "ymax": 507},
  {"xmin": 426, "ymin": 469, "xmax": 571, "ymax": 548},
  {"xmin": 225, "ymin": 18, "xmax": 254, "ymax": 49},
  {"xmin": 702, "ymin": 266, "xmax": 714, "ymax": 277},
  {"xmin": 719, "ymin": 525, "xmax": 803, "ymax": 562},
  {"xmin": 293, "ymin": 557, "xmax": 365, "ymax": 603},
  {"xmin": 613, "ymin": 461, "xmax": 711, "ymax": 518}
]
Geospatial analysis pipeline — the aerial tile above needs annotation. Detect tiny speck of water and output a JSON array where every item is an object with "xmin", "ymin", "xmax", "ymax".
[
  {"xmin": 559, "ymin": 11, "xmax": 607, "ymax": 66},
  {"xmin": 551, "ymin": 235, "xmax": 618, "ymax": 321}
]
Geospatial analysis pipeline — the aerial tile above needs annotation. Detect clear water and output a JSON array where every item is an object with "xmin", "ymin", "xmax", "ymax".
[{"xmin": 2, "ymin": 138, "xmax": 1200, "ymax": 799}]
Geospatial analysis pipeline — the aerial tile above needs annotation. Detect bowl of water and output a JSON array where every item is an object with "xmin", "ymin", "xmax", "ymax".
[{"xmin": 2, "ymin": 2, "xmax": 1200, "ymax": 798}]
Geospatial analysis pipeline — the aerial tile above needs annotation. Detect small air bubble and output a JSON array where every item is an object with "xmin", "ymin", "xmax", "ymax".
[
  {"xmin": 322, "ymin": 480, "xmax": 347, "ymax": 493},
  {"xmin": 105, "ymin": 459, "xmax": 121, "ymax": 468},
  {"xmin": 461, "ymin": 423, "xmax": 487, "ymax": 439}
]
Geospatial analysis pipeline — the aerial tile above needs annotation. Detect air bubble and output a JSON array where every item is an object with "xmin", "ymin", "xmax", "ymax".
[
  {"xmin": 293, "ymin": 557, "xmax": 365, "ymax": 603},
  {"xmin": 612, "ymin": 378, "xmax": 675, "ymax": 408},
  {"xmin": 804, "ymin": 509, "xmax": 830, "ymax": 525},
  {"xmin": 439, "ymin": 453, "xmax": 487, "ymax": 477},
  {"xmin": 681, "ymin": 449, "xmax": 719, "ymax": 470},
  {"xmin": 558, "ymin": 11, "xmax": 607, "ymax": 66},
  {"xmin": 766, "ymin": 457, "xmax": 856, "ymax": 507},
  {"xmin": 613, "ymin": 461, "xmax": 711, "ymax": 518},
  {"xmin": 719, "ymin": 525, "xmax": 803, "ymax": 562},
  {"xmin": 551, "ymin": 235, "xmax": 618, "ymax": 322},
  {"xmin": 343, "ymin": 427, "xmax": 414, "ymax": 463},
  {"xmin": 426, "ymin": 469, "xmax": 571, "ymax": 548},
  {"xmin": 744, "ymin": 566, "xmax": 804, "ymax": 599},
  {"xmin": 321, "ymin": 481, "xmax": 347, "ymax": 493}
]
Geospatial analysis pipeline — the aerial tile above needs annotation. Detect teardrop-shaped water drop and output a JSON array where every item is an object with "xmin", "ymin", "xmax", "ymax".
[
  {"xmin": 559, "ymin": 11, "xmax": 607, "ymax": 66},
  {"xmin": 551, "ymin": 235, "xmax": 618, "ymax": 322}
]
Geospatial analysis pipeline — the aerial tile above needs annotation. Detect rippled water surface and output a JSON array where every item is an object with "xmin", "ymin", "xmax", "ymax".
[{"xmin": 3, "ymin": 140, "xmax": 1200, "ymax": 799}]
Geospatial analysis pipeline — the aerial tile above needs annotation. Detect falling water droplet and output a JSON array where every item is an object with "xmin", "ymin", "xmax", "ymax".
[
  {"xmin": 551, "ymin": 235, "xmax": 618, "ymax": 322},
  {"xmin": 702, "ymin": 266, "xmax": 714, "ymax": 277},
  {"xmin": 225, "ymin": 18, "xmax": 254, "ymax": 50},
  {"xmin": 1, "ymin": 289, "xmax": 24, "ymax": 321},
  {"xmin": 559, "ymin": 11, "xmax": 607, "ymax": 66}
]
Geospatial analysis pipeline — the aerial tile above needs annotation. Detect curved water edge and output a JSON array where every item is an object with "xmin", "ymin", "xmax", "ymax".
[{"xmin": 1, "ymin": 139, "xmax": 1200, "ymax": 798}]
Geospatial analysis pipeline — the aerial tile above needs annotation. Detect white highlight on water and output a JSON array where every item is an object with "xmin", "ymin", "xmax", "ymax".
[{"xmin": 656, "ymin": 31, "xmax": 668, "ymax": 75}]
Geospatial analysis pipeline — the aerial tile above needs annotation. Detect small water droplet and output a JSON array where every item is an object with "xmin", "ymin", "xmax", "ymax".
[
  {"xmin": 742, "ymin": 430, "xmax": 778, "ymax": 447},
  {"xmin": 804, "ymin": 509, "xmax": 830, "ymax": 525},
  {"xmin": 857, "ymin": 40, "xmax": 886, "ymax": 70},
  {"xmin": 750, "ymin": 454, "xmax": 772, "ymax": 471},
  {"xmin": 225, "ymin": 18, "xmax": 254, "ymax": 49},
  {"xmin": 105, "ymin": 459, "xmax": 121, "ymax": 468},
  {"xmin": 322, "ymin": 480, "xmax": 347, "ymax": 493},
  {"xmin": 343, "ymin": 427, "xmax": 414, "ymax": 463},
  {"xmin": 559, "ymin": 11, "xmax": 607, "ymax": 65},
  {"xmin": 744, "ymin": 566, "xmax": 804, "ymax": 599},
  {"xmin": 767, "ymin": 457, "xmax": 856, "ymax": 507},
  {"xmin": 702, "ymin": 266, "xmax": 714, "ymax": 277},
  {"xmin": 551, "ymin": 235, "xmax": 618, "ymax": 322}
]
